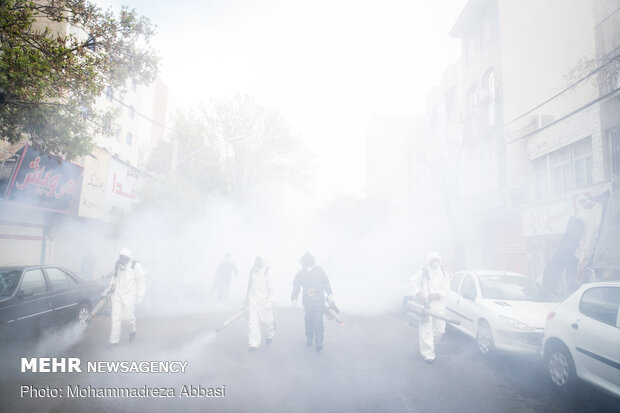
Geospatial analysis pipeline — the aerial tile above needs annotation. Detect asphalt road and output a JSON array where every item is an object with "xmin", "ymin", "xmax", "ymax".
[{"xmin": 0, "ymin": 306, "xmax": 618, "ymax": 413}]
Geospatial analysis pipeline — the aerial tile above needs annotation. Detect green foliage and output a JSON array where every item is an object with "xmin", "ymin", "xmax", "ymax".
[
  {"xmin": 204, "ymin": 94, "xmax": 312, "ymax": 194},
  {"xmin": 146, "ymin": 95, "xmax": 312, "ymax": 211},
  {"xmin": 0, "ymin": 0, "xmax": 159, "ymax": 159}
]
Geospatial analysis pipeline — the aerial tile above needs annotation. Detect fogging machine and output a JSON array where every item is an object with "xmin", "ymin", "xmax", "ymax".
[
  {"xmin": 215, "ymin": 308, "xmax": 247, "ymax": 332},
  {"xmin": 405, "ymin": 299, "xmax": 461, "ymax": 326},
  {"xmin": 86, "ymin": 284, "xmax": 114, "ymax": 323},
  {"xmin": 325, "ymin": 299, "xmax": 344, "ymax": 325}
]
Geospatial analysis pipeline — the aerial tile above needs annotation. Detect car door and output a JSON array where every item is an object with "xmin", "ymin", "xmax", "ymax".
[
  {"xmin": 571, "ymin": 286, "xmax": 620, "ymax": 388},
  {"xmin": 450, "ymin": 273, "xmax": 479, "ymax": 337},
  {"xmin": 13, "ymin": 268, "xmax": 54, "ymax": 335},
  {"xmin": 45, "ymin": 267, "xmax": 79, "ymax": 325},
  {"xmin": 445, "ymin": 272, "xmax": 464, "ymax": 325}
]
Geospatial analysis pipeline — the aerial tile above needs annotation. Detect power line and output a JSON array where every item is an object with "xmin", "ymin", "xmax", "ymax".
[
  {"xmin": 507, "ymin": 86, "xmax": 620, "ymax": 145},
  {"xmin": 102, "ymin": 89, "xmax": 180, "ymax": 136},
  {"xmin": 504, "ymin": 49, "xmax": 620, "ymax": 128}
]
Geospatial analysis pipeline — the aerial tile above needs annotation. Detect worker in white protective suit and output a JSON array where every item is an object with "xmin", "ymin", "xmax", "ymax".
[
  {"xmin": 410, "ymin": 252, "xmax": 450, "ymax": 363},
  {"xmin": 108, "ymin": 248, "xmax": 145, "ymax": 348},
  {"xmin": 245, "ymin": 256, "xmax": 276, "ymax": 351}
]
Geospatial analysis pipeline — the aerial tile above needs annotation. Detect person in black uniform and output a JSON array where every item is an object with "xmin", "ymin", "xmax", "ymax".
[
  {"xmin": 212, "ymin": 252, "xmax": 238, "ymax": 300},
  {"xmin": 291, "ymin": 252, "xmax": 334, "ymax": 352}
]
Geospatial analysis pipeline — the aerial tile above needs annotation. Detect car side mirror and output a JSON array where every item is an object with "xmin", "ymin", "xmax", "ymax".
[{"xmin": 18, "ymin": 290, "xmax": 34, "ymax": 298}]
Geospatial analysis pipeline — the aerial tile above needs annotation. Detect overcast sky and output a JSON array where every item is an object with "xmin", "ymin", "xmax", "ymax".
[{"xmin": 97, "ymin": 0, "xmax": 468, "ymax": 202}]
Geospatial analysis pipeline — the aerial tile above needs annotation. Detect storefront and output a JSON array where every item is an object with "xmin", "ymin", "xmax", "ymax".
[
  {"xmin": 0, "ymin": 144, "xmax": 83, "ymax": 266},
  {"xmin": 522, "ymin": 182, "xmax": 611, "ymax": 284}
]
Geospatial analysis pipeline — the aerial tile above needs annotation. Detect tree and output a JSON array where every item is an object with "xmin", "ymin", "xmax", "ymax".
[
  {"xmin": 204, "ymin": 94, "xmax": 311, "ymax": 194},
  {"xmin": 146, "ymin": 95, "xmax": 312, "ymax": 210},
  {"xmin": 0, "ymin": 0, "xmax": 159, "ymax": 159}
]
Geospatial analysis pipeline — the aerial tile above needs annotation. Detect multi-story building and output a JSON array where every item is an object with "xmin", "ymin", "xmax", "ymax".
[
  {"xmin": 516, "ymin": 0, "xmax": 619, "ymax": 282},
  {"xmin": 0, "ymin": 7, "xmax": 172, "ymax": 273},
  {"xmin": 425, "ymin": 0, "xmax": 616, "ymax": 278},
  {"xmin": 424, "ymin": 63, "xmax": 471, "ymax": 269}
]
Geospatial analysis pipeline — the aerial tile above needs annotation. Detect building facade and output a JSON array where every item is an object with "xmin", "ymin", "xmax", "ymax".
[{"xmin": 424, "ymin": 0, "xmax": 619, "ymax": 283}]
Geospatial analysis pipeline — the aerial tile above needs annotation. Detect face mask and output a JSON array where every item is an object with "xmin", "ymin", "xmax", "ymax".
[{"xmin": 119, "ymin": 255, "xmax": 131, "ymax": 265}]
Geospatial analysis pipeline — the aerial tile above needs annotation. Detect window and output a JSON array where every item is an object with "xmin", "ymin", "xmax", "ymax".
[
  {"xmin": 105, "ymin": 86, "xmax": 113, "ymax": 101},
  {"xmin": 532, "ymin": 156, "xmax": 549, "ymax": 201},
  {"xmin": 103, "ymin": 116, "xmax": 112, "ymax": 134},
  {"xmin": 0, "ymin": 156, "xmax": 18, "ymax": 180},
  {"xmin": 550, "ymin": 147, "xmax": 572, "ymax": 196},
  {"xmin": 45, "ymin": 268, "xmax": 73, "ymax": 290},
  {"xmin": 451, "ymin": 273, "xmax": 464, "ymax": 293},
  {"xmin": 128, "ymin": 105, "xmax": 135, "ymax": 120},
  {"xmin": 481, "ymin": 19, "xmax": 495, "ymax": 46},
  {"xmin": 579, "ymin": 287, "xmax": 620, "ymax": 328},
  {"xmin": 0, "ymin": 270, "xmax": 21, "ymax": 297},
  {"xmin": 480, "ymin": 136, "xmax": 497, "ymax": 179},
  {"xmin": 445, "ymin": 88, "xmax": 457, "ymax": 123},
  {"xmin": 469, "ymin": 85, "xmax": 479, "ymax": 112},
  {"xmin": 486, "ymin": 71, "xmax": 496, "ymax": 126},
  {"xmin": 80, "ymin": 105, "xmax": 89, "ymax": 120},
  {"xmin": 610, "ymin": 127, "xmax": 620, "ymax": 176},
  {"xmin": 468, "ymin": 85, "xmax": 480, "ymax": 137},
  {"xmin": 573, "ymin": 138, "xmax": 593, "ymax": 188},
  {"xmin": 536, "ymin": 137, "xmax": 594, "ymax": 198},
  {"xmin": 19, "ymin": 269, "xmax": 47, "ymax": 295},
  {"xmin": 478, "ymin": 275, "xmax": 558, "ymax": 302},
  {"xmin": 126, "ymin": 78, "xmax": 137, "ymax": 92},
  {"xmin": 126, "ymin": 132, "xmax": 133, "ymax": 145},
  {"xmin": 460, "ymin": 275, "xmax": 477, "ymax": 299}
]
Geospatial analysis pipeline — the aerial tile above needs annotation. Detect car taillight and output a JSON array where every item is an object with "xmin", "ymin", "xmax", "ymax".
[{"xmin": 547, "ymin": 311, "xmax": 556, "ymax": 321}]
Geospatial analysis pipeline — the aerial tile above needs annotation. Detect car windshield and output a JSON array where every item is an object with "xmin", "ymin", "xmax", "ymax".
[
  {"xmin": 0, "ymin": 270, "xmax": 22, "ymax": 297},
  {"xmin": 478, "ymin": 275, "xmax": 558, "ymax": 302}
]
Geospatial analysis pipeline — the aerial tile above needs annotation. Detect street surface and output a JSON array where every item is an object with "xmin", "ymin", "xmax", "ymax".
[{"xmin": 0, "ymin": 306, "xmax": 618, "ymax": 413}]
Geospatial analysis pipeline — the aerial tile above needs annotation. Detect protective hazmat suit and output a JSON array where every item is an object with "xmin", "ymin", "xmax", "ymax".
[
  {"xmin": 410, "ymin": 252, "xmax": 450, "ymax": 363},
  {"xmin": 245, "ymin": 256, "xmax": 276, "ymax": 350},
  {"xmin": 108, "ymin": 248, "xmax": 146, "ymax": 346}
]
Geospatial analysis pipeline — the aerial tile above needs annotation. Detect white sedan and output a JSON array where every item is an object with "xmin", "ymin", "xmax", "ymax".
[
  {"xmin": 542, "ymin": 282, "xmax": 620, "ymax": 399},
  {"xmin": 445, "ymin": 270, "xmax": 559, "ymax": 356}
]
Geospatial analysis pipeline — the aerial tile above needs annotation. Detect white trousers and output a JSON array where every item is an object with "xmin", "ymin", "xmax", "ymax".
[
  {"xmin": 418, "ymin": 316, "xmax": 446, "ymax": 361},
  {"xmin": 248, "ymin": 302, "xmax": 275, "ymax": 348},
  {"xmin": 109, "ymin": 295, "xmax": 136, "ymax": 344}
]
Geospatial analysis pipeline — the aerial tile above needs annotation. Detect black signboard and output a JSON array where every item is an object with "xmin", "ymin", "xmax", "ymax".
[{"xmin": 3, "ymin": 145, "xmax": 83, "ymax": 213}]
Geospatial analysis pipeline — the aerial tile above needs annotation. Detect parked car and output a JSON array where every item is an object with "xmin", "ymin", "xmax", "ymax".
[
  {"xmin": 0, "ymin": 265, "xmax": 101, "ymax": 340},
  {"xmin": 542, "ymin": 282, "xmax": 620, "ymax": 399},
  {"xmin": 445, "ymin": 270, "xmax": 560, "ymax": 356}
]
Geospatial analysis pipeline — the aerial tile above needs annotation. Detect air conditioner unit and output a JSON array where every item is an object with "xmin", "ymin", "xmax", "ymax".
[{"xmin": 533, "ymin": 114, "xmax": 554, "ymax": 129}]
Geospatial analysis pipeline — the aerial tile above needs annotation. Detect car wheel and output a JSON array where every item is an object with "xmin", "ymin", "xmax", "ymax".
[
  {"xmin": 546, "ymin": 342, "xmax": 576, "ymax": 391},
  {"xmin": 476, "ymin": 320, "xmax": 495, "ymax": 356},
  {"xmin": 76, "ymin": 302, "xmax": 91, "ymax": 324}
]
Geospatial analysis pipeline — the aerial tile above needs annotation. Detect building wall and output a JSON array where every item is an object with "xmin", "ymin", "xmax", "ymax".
[
  {"xmin": 498, "ymin": 0, "xmax": 597, "ymax": 124},
  {"xmin": 526, "ymin": 103, "xmax": 605, "ymax": 184},
  {"xmin": 0, "ymin": 205, "xmax": 46, "ymax": 266},
  {"xmin": 94, "ymin": 80, "xmax": 163, "ymax": 171}
]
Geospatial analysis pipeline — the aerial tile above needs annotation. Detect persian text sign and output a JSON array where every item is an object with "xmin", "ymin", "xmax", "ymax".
[
  {"xmin": 5, "ymin": 145, "xmax": 83, "ymax": 212},
  {"xmin": 105, "ymin": 157, "xmax": 144, "ymax": 219}
]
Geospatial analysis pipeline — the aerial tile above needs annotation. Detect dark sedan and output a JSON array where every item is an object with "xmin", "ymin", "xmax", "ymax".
[{"xmin": 0, "ymin": 265, "xmax": 101, "ymax": 339}]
